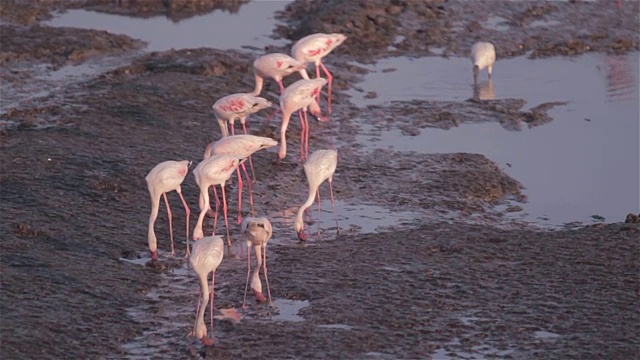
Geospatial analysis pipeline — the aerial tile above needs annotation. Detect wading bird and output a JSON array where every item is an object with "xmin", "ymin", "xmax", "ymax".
[
  {"xmin": 145, "ymin": 160, "xmax": 191, "ymax": 260},
  {"xmin": 279, "ymin": 78, "xmax": 329, "ymax": 161},
  {"xmin": 188, "ymin": 235, "xmax": 224, "ymax": 347},
  {"xmin": 241, "ymin": 217, "xmax": 273, "ymax": 308},
  {"xmin": 292, "ymin": 33, "xmax": 347, "ymax": 113},
  {"xmin": 204, "ymin": 135, "xmax": 278, "ymax": 223},
  {"xmin": 252, "ymin": 53, "xmax": 307, "ymax": 96},
  {"xmin": 294, "ymin": 149, "xmax": 340, "ymax": 241},
  {"xmin": 470, "ymin": 41, "xmax": 496, "ymax": 84},
  {"xmin": 212, "ymin": 93, "xmax": 272, "ymax": 137},
  {"xmin": 193, "ymin": 154, "xmax": 245, "ymax": 247}
]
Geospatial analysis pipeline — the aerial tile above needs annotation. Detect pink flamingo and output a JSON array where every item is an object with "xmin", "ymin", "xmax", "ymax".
[
  {"xmin": 471, "ymin": 42, "xmax": 496, "ymax": 84},
  {"xmin": 279, "ymin": 78, "xmax": 329, "ymax": 162},
  {"xmin": 145, "ymin": 160, "xmax": 191, "ymax": 260},
  {"xmin": 241, "ymin": 217, "xmax": 273, "ymax": 308},
  {"xmin": 294, "ymin": 149, "xmax": 340, "ymax": 241},
  {"xmin": 203, "ymin": 135, "xmax": 278, "ymax": 223},
  {"xmin": 188, "ymin": 235, "xmax": 224, "ymax": 347},
  {"xmin": 212, "ymin": 93, "xmax": 272, "ymax": 137},
  {"xmin": 291, "ymin": 33, "xmax": 347, "ymax": 113},
  {"xmin": 193, "ymin": 154, "xmax": 245, "ymax": 247},
  {"xmin": 252, "ymin": 53, "xmax": 307, "ymax": 96}
]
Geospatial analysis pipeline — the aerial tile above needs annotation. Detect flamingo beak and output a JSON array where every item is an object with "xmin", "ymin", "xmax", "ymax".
[
  {"xmin": 150, "ymin": 250, "xmax": 158, "ymax": 261},
  {"xmin": 297, "ymin": 230, "xmax": 308, "ymax": 241}
]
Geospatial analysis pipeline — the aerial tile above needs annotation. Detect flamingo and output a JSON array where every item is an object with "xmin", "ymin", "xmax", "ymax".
[
  {"xmin": 203, "ymin": 135, "xmax": 278, "ymax": 223},
  {"xmin": 291, "ymin": 33, "xmax": 347, "ymax": 113},
  {"xmin": 212, "ymin": 93, "xmax": 272, "ymax": 137},
  {"xmin": 279, "ymin": 78, "xmax": 329, "ymax": 161},
  {"xmin": 241, "ymin": 217, "xmax": 273, "ymax": 308},
  {"xmin": 470, "ymin": 41, "xmax": 496, "ymax": 84},
  {"xmin": 145, "ymin": 160, "xmax": 191, "ymax": 260},
  {"xmin": 294, "ymin": 149, "xmax": 340, "ymax": 241},
  {"xmin": 193, "ymin": 154, "xmax": 245, "ymax": 247},
  {"xmin": 188, "ymin": 235, "xmax": 224, "ymax": 347},
  {"xmin": 252, "ymin": 53, "xmax": 307, "ymax": 96}
]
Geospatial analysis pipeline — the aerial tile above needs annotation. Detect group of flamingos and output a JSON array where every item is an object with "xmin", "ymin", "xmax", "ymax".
[{"xmin": 145, "ymin": 32, "xmax": 348, "ymax": 346}]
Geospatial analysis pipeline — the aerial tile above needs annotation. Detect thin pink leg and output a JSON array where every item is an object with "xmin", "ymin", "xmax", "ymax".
[
  {"xmin": 177, "ymin": 191, "xmax": 191, "ymax": 257},
  {"xmin": 278, "ymin": 80, "xmax": 285, "ymax": 94},
  {"xmin": 212, "ymin": 186, "xmax": 220, "ymax": 235},
  {"xmin": 316, "ymin": 191, "xmax": 321, "ymax": 236},
  {"xmin": 236, "ymin": 168, "xmax": 244, "ymax": 224},
  {"xmin": 243, "ymin": 245, "xmax": 251, "ymax": 309},
  {"xmin": 329, "ymin": 178, "xmax": 340, "ymax": 234},
  {"xmin": 263, "ymin": 107, "xmax": 280, "ymax": 127},
  {"xmin": 320, "ymin": 61, "xmax": 334, "ymax": 114},
  {"xmin": 231, "ymin": 122, "xmax": 236, "ymax": 136},
  {"xmin": 263, "ymin": 245, "xmax": 272, "ymax": 306},
  {"xmin": 221, "ymin": 185, "xmax": 231, "ymax": 247},
  {"xmin": 241, "ymin": 162, "xmax": 255, "ymax": 216},
  {"xmin": 163, "ymin": 193, "xmax": 175, "ymax": 256},
  {"xmin": 242, "ymin": 117, "xmax": 248, "ymax": 135}
]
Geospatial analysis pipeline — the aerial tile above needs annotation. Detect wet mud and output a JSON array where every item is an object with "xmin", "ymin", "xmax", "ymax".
[{"xmin": 1, "ymin": 0, "xmax": 638, "ymax": 359}]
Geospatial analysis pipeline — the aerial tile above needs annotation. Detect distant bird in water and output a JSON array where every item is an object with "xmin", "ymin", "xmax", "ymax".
[
  {"xmin": 279, "ymin": 78, "xmax": 329, "ymax": 161},
  {"xmin": 193, "ymin": 154, "xmax": 245, "ymax": 247},
  {"xmin": 294, "ymin": 149, "xmax": 340, "ymax": 241},
  {"xmin": 188, "ymin": 235, "xmax": 224, "ymax": 347},
  {"xmin": 212, "ymin": 93, "xmax": 272, "ymax": 137},
  {"xmin": 470, "ymin": 41, "xmax": 496, "ymax": 84},
  {"xmin": 145, "ymin": 160, "xmax": 191, "ymax": 260},
  {"xmin": 204, "ymin": 135, "xmax": 278, "ymax": 223},
  {"xmin": 252, "ymin": 53, "xmax": 307, "ymax": 96},
  {"xmin": 241, "ymin": 217, "xmax": 273, "ymax": 308},
  {"xmin": 292, "ymin": 33, "xmax": 348, "ymax": 114}
]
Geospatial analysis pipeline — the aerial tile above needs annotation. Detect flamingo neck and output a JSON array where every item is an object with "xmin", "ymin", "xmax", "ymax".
[{"xmin": 294, "ymin": 182, "xmax": 319, "ymax": 232}]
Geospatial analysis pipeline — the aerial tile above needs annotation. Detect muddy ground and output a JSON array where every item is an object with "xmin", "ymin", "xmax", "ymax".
[{"xmin": 1, "ymin": 0, "xmax": 639, "ymax": 359}]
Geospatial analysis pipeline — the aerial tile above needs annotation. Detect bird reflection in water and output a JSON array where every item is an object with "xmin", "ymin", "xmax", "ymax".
[
  {"xmin": 472, "ymin": 79, "xmax": 496, "ymax": 101},
  {"xmin": 605, "ymin": 54, "xmax": 636, "ymax": 101}
]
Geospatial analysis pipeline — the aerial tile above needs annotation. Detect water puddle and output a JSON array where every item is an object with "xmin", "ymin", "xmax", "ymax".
[
  {"xmin": 270, "ymin": 299, "xmax": 309, "ymax": 322},
  {"xmin": 431, "ymin": 337, "xmax": 516, "ymax": 360},
  {"xmin": 318, "ymin": 324, "xmax": 353, "ymax": 330},
  {"xmin": 44, "ymin": 0, "xmax": 292, "ymax": 52},
  {"xmin": 350, "ymin": 52, "xmax": 640, "ymax": 226},
  {"xmin": 534, "ymin": 330, "xmax": 561, "ymax": 340}
]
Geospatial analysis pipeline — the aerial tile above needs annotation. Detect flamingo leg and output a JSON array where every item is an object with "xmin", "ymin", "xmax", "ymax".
[
  {"xmin": 212, "ymin": 186, "xmax": 220, "ymax": 235},
  {"xmin": 278, "ymin": 80, "xmax": 285, "ymax": 94},
  {"xmin": 231, "ymin": 121, "xmax": 236, "ymax": 136},
  {"xmin": 242, "ymin": 116, "xmax": 248, "ymax": 135},
  {"xmin": 221, "ymin": 185, "xmax": 231, "ymax": 247},
  {"xmin": 316, "ymin": 190, "xmax": 321, "ymax": 236},
  {"xmin": 263, "ymin": 107, "xmax": 280, "ymax": 128},
  {"xmin": 320, "ymin": 61, "xmax": 334, "ymax": 114},
  {"xmin": 241, "ymin": 162, "xmax": 255, "ymax": 216},
  {"xmin": 243, "ymin": 245, "xmax": 251, "ymax": 309},
  {"xmin": 263, "ymin": 244, "xmax": 273, "ymax": 306},
  {"xmin": 162, "ymin": 193, "xmax": 175, "ymax": 256},
  {"xmin": 177, "ymin": 190, "xmax": 191, "ymax": 257},
  {"xmin": 236, "ymin": 168, "xmax": 244, "ymax": 224},
  {"xmin": 329, "ymin": 178, "xmax": 340, "ymax": 234}
]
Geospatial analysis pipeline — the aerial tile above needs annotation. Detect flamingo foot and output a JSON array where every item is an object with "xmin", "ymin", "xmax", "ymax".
[
  {"xmin": 150, "ymin": 251, "xmax": 158, "ymax": 261},
  {"xmin": 201, "ymin": 336, "xmax": 215, "ymax": 347},
  {"xmin": 253, "ymin": 288, "xmax": 267, "ymax": 303}
]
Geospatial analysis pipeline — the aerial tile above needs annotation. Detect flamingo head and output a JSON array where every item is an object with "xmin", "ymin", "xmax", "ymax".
[
  {"xmin": 294, "ymin": 218, "xmax": 307, "ymax": 241},
  {"xmin": 150, "ymin": 250, "xmax": 158, "ymax": 261},
  {"xmin": 332, "ymin": 33, "xmax": 348, "ymax": 47},
  {"xmin": 249, "ymin": 95, "xmax": 273, "ymax": 111}
]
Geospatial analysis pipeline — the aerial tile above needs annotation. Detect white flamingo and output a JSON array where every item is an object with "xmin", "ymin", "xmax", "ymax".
[
  {"xmin": 188, "ymin": 235, "xmax": 224, "ymax": 347},
  {"xmin": 294, "ymin": 149, "xmax": 340, "ymax": 241},
  {"xmin": 471, "ymin": 42, "xmax": 496, "ymax": 84},
  {"xmin": 292, "ymin": 33, "xmax": 347, "ymax": 113},
  {"xmin": 241, "ymin": 217, "xmax": 273, "ymax": 308},
  {"xmin": 193, "ymin": 154, "xmax": 245, "ymax": 247},
  {"xmin": 252, "ymin": 53, "xmax": 307, "ymax": 96},
  {"xmin": 279, "ymin": 78, "xmax": 328, "ymax": 161},
  {"xmin": 212, "ymin": 93, "xmax": 272, "ymax": 137},
  {"xmin": 203, "ymin": 135, "xmax": 278, "ymax": 223},
  {"xmin": 145, "ymin": 160, "xmax": 191, "ymax": 260}
]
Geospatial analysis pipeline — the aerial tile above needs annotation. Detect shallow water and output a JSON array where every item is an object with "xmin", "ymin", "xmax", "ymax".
[
  {"xmin": 270, "ymin": 298, "xmax": 309, "ymax": 322},
  {"xmin": 349, "ymin": 53, "xmax": 640, "ymax": 226},
  {"xmin": 44, "ymin": 0, "xmax": 292, "ymax": 52}
]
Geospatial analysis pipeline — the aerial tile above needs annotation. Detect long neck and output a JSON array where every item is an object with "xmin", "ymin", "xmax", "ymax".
[
  {"xmin": 294, "ymin": 181, "xmax": 319, "ymax": 231},
  {"xmin": 251, "ymin": 245, "xmax": 263, "ymax": 292},
  {"xmin": 252, "ymin": 74, "xmax": 263, "ymax": 96},
  {"xmin": 279, "ymin": 109, "xmax": 292, "ymax": 159},
  {"xmin": 147, "ymin": 192, "xmax": 161, "ymax": 253}
]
